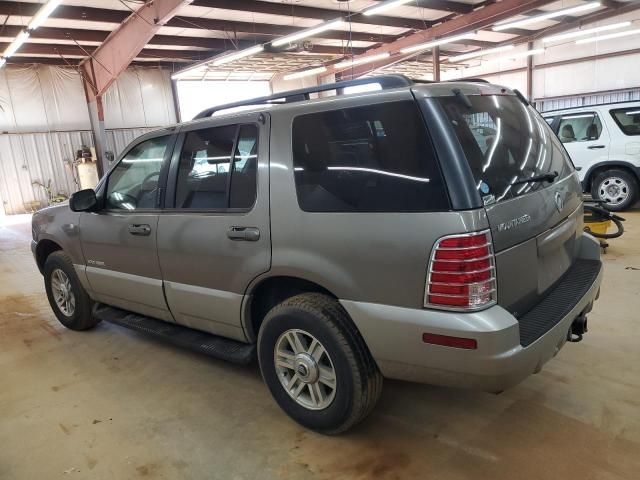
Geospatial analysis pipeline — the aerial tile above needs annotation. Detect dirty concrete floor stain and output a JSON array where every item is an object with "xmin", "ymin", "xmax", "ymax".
[{"xmin": 1, "ymin": 213, "xmax": 639, "ymax": 479}]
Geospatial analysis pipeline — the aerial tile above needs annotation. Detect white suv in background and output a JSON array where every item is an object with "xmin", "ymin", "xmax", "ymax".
[{"xmin": 544, "ymin": 101, "xmax": 640, "ymax": 211}]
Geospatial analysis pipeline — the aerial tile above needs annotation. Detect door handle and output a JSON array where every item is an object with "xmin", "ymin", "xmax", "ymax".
[
  {"xmin": 588, "ymin": 145, "xmax": 606, "ymax": 149},
  {"xmin": 227, "ymin": 226, "xmax": 260, "ymax": 242},
  {"xmin": 128, "ymin": 224, "xmax": 151, "ymax": 236}
]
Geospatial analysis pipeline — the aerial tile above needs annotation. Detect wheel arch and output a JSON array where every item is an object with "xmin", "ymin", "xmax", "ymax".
[
  {"xmin": 582, "ymin": 161, "xmax": 640, "ymax": 192},
  {"xmin": 243, "ymin": 275, "xmax": 342, "ymax": 342},
  {"xmin": 35, "ymin": 239, "xmax": 63, "ymax": 274}
]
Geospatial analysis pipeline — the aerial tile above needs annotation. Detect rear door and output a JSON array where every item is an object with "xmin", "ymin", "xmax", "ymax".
[
  {"xmin": 156, "ymin": 113, "xmax": 271, "ymax": 341},
  {"xmin": 556, "ymin": 111, "xmax": 610, "ymax": 177},
  {"xmin": 436, "ymin": 93, "xmax": 582, "ymax": 317}
]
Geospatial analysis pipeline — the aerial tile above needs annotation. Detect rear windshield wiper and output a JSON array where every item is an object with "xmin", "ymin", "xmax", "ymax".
[{"xmin": 512, "ymin": 171, "xmax": 558, "ymax": 186}]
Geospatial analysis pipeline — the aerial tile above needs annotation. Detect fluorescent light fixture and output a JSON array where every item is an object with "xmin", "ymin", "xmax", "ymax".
[
  {"xmin": 625, "ymin": 110, "xmax": 640, "ymax": 115},
  {"xmin": 448, "ymin": 44, "xmax": 515, "ymax": 62},
  {"xmin": 401, "ymin": 33, "xmax": 476, "ymax": 54},
  {"xmin": 272, "ymin": 19, "xmax": 343, "ymax": 47},
  {"xmin": 493, "ymin": 2, "xmax": 601, "ymax": 32},
  {"xmin": 363, "ymin": 0, "xmax": 414, "ymax": 16},
  {"xmin": 28, "ymin": 0, "xmax": 63, "ymax": 30},
  {"xmin": 212, "ymin": 45, "xmax": 264, "ymax": 66},
  {"xmin": 542, "ymin": 21, "xmax": 631, "ymax": 43},
  {"xmin": 0, "ymin": 57, "xmax": 6, "ymax": 69},
  {"xmin": 3, "ymin": 30, "xmax": 30, "ymax": 58},
  {"xmin": 335, "ymin": 52, "xmax": 390, "ymax": 69},
  {"xmin": 283, "ymin": 66, "xmax": 327, "ymax": 80},
  {"xmin": 486, "ymin": 48, "xmax": 545, "ymax": 63},
  {"xmin": 575, "ymin": 28, "xmax": 640, "ymax": 44}
]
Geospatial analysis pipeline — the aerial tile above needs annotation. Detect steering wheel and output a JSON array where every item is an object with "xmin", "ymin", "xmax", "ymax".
[{"xmin": 141, "ymin": 171, "xmax": 160, "ymax": 190}]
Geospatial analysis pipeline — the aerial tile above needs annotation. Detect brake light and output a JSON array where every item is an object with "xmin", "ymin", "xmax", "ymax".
[{"xmin": 425, "ymin": 230, "xmax": 497, "ymax": 310}]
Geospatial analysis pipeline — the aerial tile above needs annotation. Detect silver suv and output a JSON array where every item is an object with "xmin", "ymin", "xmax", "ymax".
[{"xmin": 31, "ymin": 75, "xmax": 603, "ymax": 434}]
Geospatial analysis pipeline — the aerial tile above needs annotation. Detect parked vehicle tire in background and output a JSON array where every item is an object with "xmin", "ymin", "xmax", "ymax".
[
  {"xmin": 258, "ymin": 293, "xmax": 382, "ymax": 434},
  {"xmin": 591, "ymin": 168, "xmax": 638, "ymax": 211},
  {"xmin": 44, "ymin": 251, "xmax": 100, "ymax": 331}
]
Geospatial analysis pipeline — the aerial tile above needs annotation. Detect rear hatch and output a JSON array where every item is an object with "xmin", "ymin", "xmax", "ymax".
[{"xmin": 436, "ymin": 91, "xmax": 583, "ymax": 318}]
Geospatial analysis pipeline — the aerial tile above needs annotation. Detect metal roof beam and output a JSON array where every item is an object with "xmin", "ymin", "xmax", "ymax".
[
  {"xmin": 0, "ymin": 2, "xmax": 396, "ymax": 44},
  {"xmin": 191, "ymin": 0, "xmax": 433, "ymax": 30},
  {"xmin": 79, "ymin": 0, "xmax": 190, "ymax": 99},
  {"xmin": 328, "ymin": 0, "xmax": 556, "ymax": 79}
]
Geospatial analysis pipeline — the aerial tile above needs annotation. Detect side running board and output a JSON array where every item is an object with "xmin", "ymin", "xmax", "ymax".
[{"xmin": 92, "ymin": 303, "xmax": 255, "ymax": 365}]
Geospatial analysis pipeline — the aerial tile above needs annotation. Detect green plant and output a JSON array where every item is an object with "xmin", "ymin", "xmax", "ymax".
[{"xmin": 32, "ymin": 180, "xmax": 68, "ymax": 206}]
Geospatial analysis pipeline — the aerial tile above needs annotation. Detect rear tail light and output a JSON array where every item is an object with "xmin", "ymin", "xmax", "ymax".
[{"xmin": 425, "ymin": 230, "xmax": 497, "ymax": 311}]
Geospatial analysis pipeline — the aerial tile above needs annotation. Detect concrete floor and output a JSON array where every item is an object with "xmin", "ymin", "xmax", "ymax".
[{"xmin": 1, "ymin": 213, "xmax": 640, "ymax": 480}]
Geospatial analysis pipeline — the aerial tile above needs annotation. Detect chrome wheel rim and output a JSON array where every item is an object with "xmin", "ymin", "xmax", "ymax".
[
  {"xmin": 274, "ymin": 329, "xmax": 337, "ymax": 410},
  {"xmin": 51, "ymin": 268, "xmax": 75, "ymax": 317},
  {"xmin": 598, "ymin": 176, "xmax": 629, "ymax": 206}
]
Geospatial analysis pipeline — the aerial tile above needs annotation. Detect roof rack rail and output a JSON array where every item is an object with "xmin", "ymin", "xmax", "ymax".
[
  {"xmin": 193, "ymin": 74, "xmax": 414, "ymax": 119},
  {"xmin": 446, "ymin": 78, "xmax": 490, "ymax": 83}
]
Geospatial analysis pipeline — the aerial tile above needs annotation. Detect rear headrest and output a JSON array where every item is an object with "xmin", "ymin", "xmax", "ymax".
[{"xmin": 561, "ymin": 124, "xmax": 575, "ymax": 139}]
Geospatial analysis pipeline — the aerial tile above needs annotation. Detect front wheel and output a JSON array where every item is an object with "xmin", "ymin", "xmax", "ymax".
[
  {"xmin": 591, "ymin": 168, "xmax": 638, "ymax": 211},
  {"xmin": 258, "ymin": 293, "xmax": 382, "ymax": 434},
  {"xmin": 44, "ymin": 251, "xmax": 100, "ymax": 331}
]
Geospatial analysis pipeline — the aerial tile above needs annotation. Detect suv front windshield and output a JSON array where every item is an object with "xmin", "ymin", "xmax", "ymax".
[{"xmin": 437, "ymin": 94, "xmax": 573, "ymax": 205}]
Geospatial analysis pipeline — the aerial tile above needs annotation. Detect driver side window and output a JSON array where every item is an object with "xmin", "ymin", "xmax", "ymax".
[{"xmin": 106, "ymin": 136, "xmax": 170, "ymax": 210}]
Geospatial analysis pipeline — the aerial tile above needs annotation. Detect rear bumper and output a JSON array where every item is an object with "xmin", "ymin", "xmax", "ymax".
[{"xmin": 341, "ymin": 234, "xmax": 603, "ymax": 392}]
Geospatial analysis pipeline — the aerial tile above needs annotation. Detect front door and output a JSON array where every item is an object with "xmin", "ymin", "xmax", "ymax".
[
  {"xmin": 556, "ymin": 111, "xmax": 610, "ymax": 178},
  {"xmin": 80, "ymin": 132, "xmax": 175, "ymax": 321},
  {"xmin": 157, "ymin": 115, "xmax": 271, "ymax": 341}
]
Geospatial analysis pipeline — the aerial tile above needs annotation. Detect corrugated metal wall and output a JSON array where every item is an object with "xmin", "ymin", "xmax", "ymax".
[
  {"xmin": 0, "ymin": 64, "xmax": 175, "ymax": 215},
  {"xmin": 0, "ymin": 127, "xmax": 157, "ymax": 215},
  {"xmin": 537, "ymin": 88, "xmax": 640, "ymax": 112}
]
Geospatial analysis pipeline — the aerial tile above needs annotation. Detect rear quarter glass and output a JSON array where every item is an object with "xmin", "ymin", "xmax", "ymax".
[
  {"xmin": 436, "ymin": 95, "xmax": 574, "ymax": 205},
  {"xmin": 291, "ymin": 100, "xmax": 451, "ymax": 212}
]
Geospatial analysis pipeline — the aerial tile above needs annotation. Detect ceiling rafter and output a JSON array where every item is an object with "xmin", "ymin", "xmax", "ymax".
[
  {"xmin": 331, "ymin": 0, "xmax": 557, "ymax": 78},
  {"xmin": 0, "ymin": 25, "xmax": 363, "ymax": 56},
  {"xmin": 191, "ymin": 0, "xmax": 434, "ymax": 30},
  {"xmin": 0, "ymin": 2, "xmax": 397, "ymax": 44}
]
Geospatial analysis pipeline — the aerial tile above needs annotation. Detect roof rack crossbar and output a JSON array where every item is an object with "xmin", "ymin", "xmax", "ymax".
[{"xmin": 193, "ymin": 74, "xmax": 414, "ymax": 119}]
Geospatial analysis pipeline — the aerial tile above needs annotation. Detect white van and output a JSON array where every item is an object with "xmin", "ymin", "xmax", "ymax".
[{"xmin": 544, "ymin": 101, "xmax": 640, "ymax": 211}]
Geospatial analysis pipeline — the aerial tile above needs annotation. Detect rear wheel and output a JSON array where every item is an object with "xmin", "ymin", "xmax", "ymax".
[
  {"xmin": 44, "ymin": 251, "xmax": 99, "ymax": 331},
  {"xmin": 591, "ymin": 168, "xmax": 637, "ymax": 211},
  {"xmin": 258, "ymin": 293, "xmax": 382, "ymax": 434}
]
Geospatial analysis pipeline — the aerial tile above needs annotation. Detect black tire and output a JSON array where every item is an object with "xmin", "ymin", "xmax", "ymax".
[
  {"xmin": 258, "ymin": 293, "xmax": 382, "ymax": 434},
  {"xmin": 591, "ymin": 168, "xmax": 638, "ymax": 211},
  {"xmin": 44, "ymin": 251, "xmax": 99, "ymax": 331}
]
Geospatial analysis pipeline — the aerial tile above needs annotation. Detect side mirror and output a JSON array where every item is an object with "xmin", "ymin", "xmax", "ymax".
[{"xmin": 69, "ymin": 189, "xmax": 97, "ymax": 212}]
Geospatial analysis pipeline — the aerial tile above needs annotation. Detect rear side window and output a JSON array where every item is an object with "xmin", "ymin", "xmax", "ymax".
[
  {"xmin": 557, "ymin": 113, "xmax": 602, "ymax": 143},
  {"xmin": 292, "ymin": 101, "xmax": 449, "ymax": 212},
  {"xmin": 437, "ymin": 95, "xmax": 573, "ymax": 205},
  {"xmin": 175, "ymin": 124, "xmax": 258, "ymax": 210},
  {"xmin": 610, "ymin": 108, "xmax": 640, "ymax": 136}
]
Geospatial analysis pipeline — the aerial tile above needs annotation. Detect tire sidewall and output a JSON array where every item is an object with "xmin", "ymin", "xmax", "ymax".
[
  {"xmin": 258, "ymin": 306, "xmax": 358, "ymax": 432},
  {"xmin": 44, "ymin": 253, "xmax": 91, "ymax": 329},
  {"xmin": 593, "ymin": 169, "xmax": 637, "ymax": 211}
]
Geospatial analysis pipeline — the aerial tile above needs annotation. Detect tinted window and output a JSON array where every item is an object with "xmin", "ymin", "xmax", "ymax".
[
  {"xmin": 610, "ymin": 108, "xmax": 640, "ymax": 136},
  {"xmin": 106, "ymin": 136, "xmax": 170, "ymax": 210},
  {"xmin": 437, "ymin": 95, "xmax": 573, "ymax": 205},
  {"xmin": 292, "ymin": 101, "xmax": 449, "ymax": 212},
  {"xmin": 175, "ymin": 124, "xmax": 258, "ymax": 209},
  {"xmin": 229, "ymin": 125, "xmax": 258, "ymax": 209},
  {"xmin": 176, "ymin": 126, "xmax": 236, "ymax": 209},
  {"xmin": 557, "ymin": 113, "xmax": 602, "ymax": 143}
]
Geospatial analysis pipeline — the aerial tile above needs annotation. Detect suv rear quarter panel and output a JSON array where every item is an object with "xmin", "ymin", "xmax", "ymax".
[{"xmin": 266, "ymin": 92, "xmax": 489, "ymax": 309}]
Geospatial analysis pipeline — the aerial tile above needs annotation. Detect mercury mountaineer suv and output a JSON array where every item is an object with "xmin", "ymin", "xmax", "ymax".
[{"xmin": 31, "ymin": 75, "xmax": 603, "ymax": 434}]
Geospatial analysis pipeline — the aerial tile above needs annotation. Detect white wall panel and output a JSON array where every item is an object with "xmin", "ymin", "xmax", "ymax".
[
  {"xmin": 0, "ymin": 65, "xmax": 175, "ymax": 214},
  {"xmin": 0, "ymin": 127, "xmax": 158, "ymax": 215}
]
